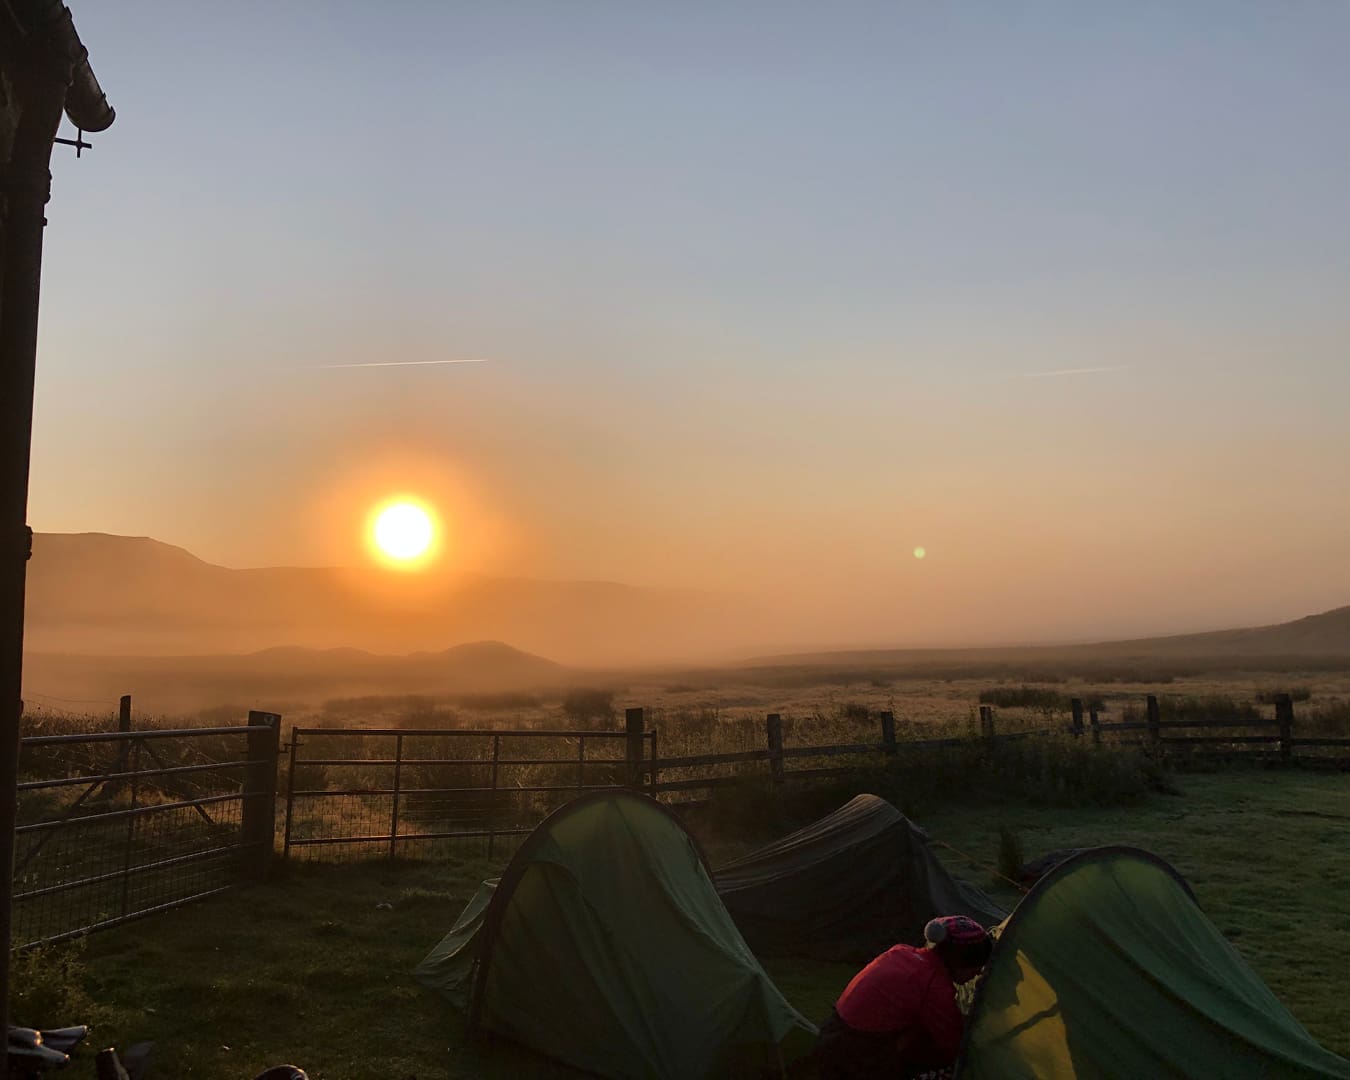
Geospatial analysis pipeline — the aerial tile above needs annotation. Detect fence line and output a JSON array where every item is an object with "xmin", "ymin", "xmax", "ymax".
[
  {"xmin": 644, "ymin": 693, "xmax": 1349, "ymax": 796},
  {"xmin": 12, "ymin": 688, "xmax": 1349, "ymax": 947}
]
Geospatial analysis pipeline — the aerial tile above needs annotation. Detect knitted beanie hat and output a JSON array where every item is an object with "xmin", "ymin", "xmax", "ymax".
[
  {"xmin": 924, "ymin": 915, "xmax": 992, "ymax": 966},
  {"xmin": 924, "ymin": 915, "xmax": 987, "ymax": 946}
]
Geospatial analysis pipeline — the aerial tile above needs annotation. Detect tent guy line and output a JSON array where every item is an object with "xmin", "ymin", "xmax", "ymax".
[{"xmin": 929, "ymin": 835, "xmax": 1030, "ymax": 894}]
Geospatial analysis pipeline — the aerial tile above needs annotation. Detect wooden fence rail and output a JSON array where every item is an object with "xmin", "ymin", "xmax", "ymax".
[{"xmin": 644, "ymin": 693, "xmax": 1349, "ymax": 797}]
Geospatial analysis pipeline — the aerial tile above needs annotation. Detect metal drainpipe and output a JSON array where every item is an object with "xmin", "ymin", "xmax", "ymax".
[
  {"xmin": 0, "ymin": 4, "xmax": 110, "ymax": 1064},
  {"xmin": 4, "ymin": 0, "xmax": 115, "ymax": 133}
]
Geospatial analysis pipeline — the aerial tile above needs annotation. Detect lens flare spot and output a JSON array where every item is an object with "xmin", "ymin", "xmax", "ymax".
[{"xmin": 913, "ymin": 547, "xmax": 926, "ymax": 560}]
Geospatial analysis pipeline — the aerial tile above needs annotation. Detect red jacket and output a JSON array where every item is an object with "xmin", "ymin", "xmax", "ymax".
[{"xmin": 834, "ymin": 943, "xmax": 965, "ymax": 1063}]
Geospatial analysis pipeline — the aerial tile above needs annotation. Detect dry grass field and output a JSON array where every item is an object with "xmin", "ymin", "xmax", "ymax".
[{"xmin": 265, "ymin": 665, "xmax": 1350, "ymax": 751}]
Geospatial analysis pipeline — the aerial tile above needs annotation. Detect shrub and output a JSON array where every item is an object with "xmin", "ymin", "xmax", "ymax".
[
  {"xmin": 397, "ymin": 698, "xmax": 459, "ymax": 729},
  {"xmin": 1123, "ymin": 694, "xmax": 1262, "ymax": 725},
  {"xmin": 1256, "ymin": 687, "xmax": 1313, "ymax": 705},
  {"xmin": 1303, "ymin": 700, "xmax": 1350, "ymax": 736},
  {"xmin": 997, "ymin": 827, "xmax": 1024, "ymax": 884},
  {"xmin": 561, "ymin": 688, "xmax": 617, "ymax": 729},
  {"xmin": 9, "ymin": 939, "xmax": 105, "ymax": 1030},
  {"xmin": 978, "ymin": 686, "xmax": 1065, "ymax": 710},
  {"xmin": 452, "ymin": 692, "xmax": 540, "ymax": 710}
]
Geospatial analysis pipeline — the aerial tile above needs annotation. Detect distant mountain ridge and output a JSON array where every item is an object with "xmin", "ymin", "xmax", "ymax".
[
  {"xmin": 742, "ymin": 604, "xmax": 1350, "ymax": 668},
  {"xmin": 22, "ymin": 532, "xmax": 1350, "ymax": 713},
  {"xmin": 23, "ymin": 532, "xmax": 739, "ymax": 665},
  {"xmin": 1103, "ymin": 604, "xmax": 1350, "ymax": 656},
  {"xmin": 22, "ymin": 638, "xmax": 564, "ymax": 713}
]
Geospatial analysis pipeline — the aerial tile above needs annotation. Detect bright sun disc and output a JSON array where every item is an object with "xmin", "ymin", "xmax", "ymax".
[{"xmin": 374, "ymin": 502, "xmax": 434, "ymax": 561}]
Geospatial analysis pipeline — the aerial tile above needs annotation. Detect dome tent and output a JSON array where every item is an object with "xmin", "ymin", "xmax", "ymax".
[
  {"xmin": 715, "ymin": 793, "xmax": 1006, "ymax": 961},
  {"xmin": 444, "ymin": 790, "xmax": 815, "ymax": 1079},
  {"xmin": 413, "ymin": 876, "xmax": 497, "ymax": 1007},
  {"xmin": 417, "ymin": 793, "xmax": 1005, "ymax": 1006},
  {"xmin": 957, "ymin": 847, "xmax": 1350, "ymax": 1079}
]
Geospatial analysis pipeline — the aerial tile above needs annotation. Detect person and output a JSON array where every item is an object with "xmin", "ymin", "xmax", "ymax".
[{"xmin": 815, "ymin": 915, "xmax": 993, "ymax": 1080}]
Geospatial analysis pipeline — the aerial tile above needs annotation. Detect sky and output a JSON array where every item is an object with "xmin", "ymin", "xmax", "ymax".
[{"xmin": 27, "ymin": 2, "xmax": 1350, "ymax": 649}]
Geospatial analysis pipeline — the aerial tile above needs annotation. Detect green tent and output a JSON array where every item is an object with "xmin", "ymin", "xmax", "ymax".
[
  {"xmin": 420, "ymin": 794, "xmax": 1005, "ymax": 989},
  {"xmin": 414, "ymin": 876, "xmax": 497, "ymax": 1007},
  {"xmin": 716, "ymin": 793, "xmax": 1006, "ymax": 961},
  {"xmin": 421, "ymin": 790, "xmax": 816, "ymax": 1079},
  {"xmin": 958, "ymin": 847, "xmax": 1350, "ymax": 1079}
]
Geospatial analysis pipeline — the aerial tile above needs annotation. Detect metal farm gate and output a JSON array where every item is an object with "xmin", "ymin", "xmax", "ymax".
[
  {"xmin": 13, "ymin": 713, "xmax": 280, "ymax": 947},
  {"xmin": 282, "ymin": 720, "xmax": 656, "ymax": 860}
]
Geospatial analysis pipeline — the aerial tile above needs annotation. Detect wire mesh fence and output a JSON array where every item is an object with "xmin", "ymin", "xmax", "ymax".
[{"xmin": 283, "ymin": 726, "xmax": 653, "ymax": 861}]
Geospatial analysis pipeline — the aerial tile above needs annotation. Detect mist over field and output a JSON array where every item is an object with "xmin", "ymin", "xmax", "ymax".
[
  {"xmin": 24, "ymin": 532, "xmax": 746, "ymax": 663},
  {"xmin": 20, "ymin": 531, "xmax": 1350, "ymax": 715}
]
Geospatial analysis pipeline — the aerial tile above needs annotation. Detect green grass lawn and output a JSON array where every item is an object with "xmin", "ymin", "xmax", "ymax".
[
  {"xmin": 56, "ymin": 769, "xmax": 1350, "ymax": 1078},
  {"xmin": 923, "ymin": 767, "xmax": 1350, "ymax": 1056}
]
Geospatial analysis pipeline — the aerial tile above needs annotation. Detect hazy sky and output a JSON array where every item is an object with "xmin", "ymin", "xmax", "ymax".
[{"xmin": 29, "ymin": 2, "xmax": 1350, "ymax": 647}]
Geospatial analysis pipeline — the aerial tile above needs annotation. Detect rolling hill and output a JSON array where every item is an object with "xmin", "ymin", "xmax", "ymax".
[
  {"xmin": 22, "ymin": 640, "xmax": 564, "ymax": 715},
  {"xmin": 742, "ymin": 605, "xmax": 1350, "ymax": 670},
  {"xmin": 21, "ymin": 532, "xmax": 1350, "ymax": 713},
  {"xmin": 22, "ymin": 532, "xmax": 741, "ymax": 665}
]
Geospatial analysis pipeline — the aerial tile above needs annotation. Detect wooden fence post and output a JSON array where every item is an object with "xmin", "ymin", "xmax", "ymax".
[
  {"xmin": 978, "ymin": 705, "xmax": 994, "ymax": 741},
  {"xmin": 625, "ymin": 707, "xmax": 645, "ymax": 789},
  {"xmin": 648, "ymin": 729, "xmax": 659, "ymax": 797},
  {"xmin": 115, "ymin": 693, "xmax": 132, "ymax": 764},
  {"xmin": 243, "ymin": 710, "xmax": 281, "ymax": 880},
  {"xmin": 1070, "ymin": 698, "xmax": 1084, "ymax": 738},
  {"xmin": 766, "ymin": 713, "xmax": 784, "ymax": 784},
  {"xmin": 880, "ymin": 711, "xmax": 897, "ymax": 756},
  {"xmin": 111, "ymin": 694, "xmax": 132, "ymax": 795},
  {"xmin": 1090, "ymin": 706, "xmax": 1100, "ymax": 745},
  {"xmin": 282, "ymin": 732, "xmax": 299, "ymax": 862},
  {"xmin": 1276, "ymin": 694, "xmax": 1294, "ymax": 764},
  {"xmin": 1146, "ymin": 695, "xmax": 1161, "ymax": 745}
]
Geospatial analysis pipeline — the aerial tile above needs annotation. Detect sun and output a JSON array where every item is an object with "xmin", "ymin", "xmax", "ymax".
[{"xmin": 370, "ymin": 499, "xmax": 437, "ymax": 566}]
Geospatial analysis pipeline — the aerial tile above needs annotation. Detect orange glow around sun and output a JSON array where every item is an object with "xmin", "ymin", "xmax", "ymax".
[{"xmin": 367, "ymin": 497, "xmax": 440, "ymax": 570}]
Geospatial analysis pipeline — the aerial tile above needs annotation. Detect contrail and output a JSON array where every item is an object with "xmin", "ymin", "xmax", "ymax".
[
  {"xmin": 309, "ymin": 358, "xmax": 492, "ymax": 370},
  {"xmin": 1018, "ymin": 365, "xmax": 1129, "ymax": 379}
]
